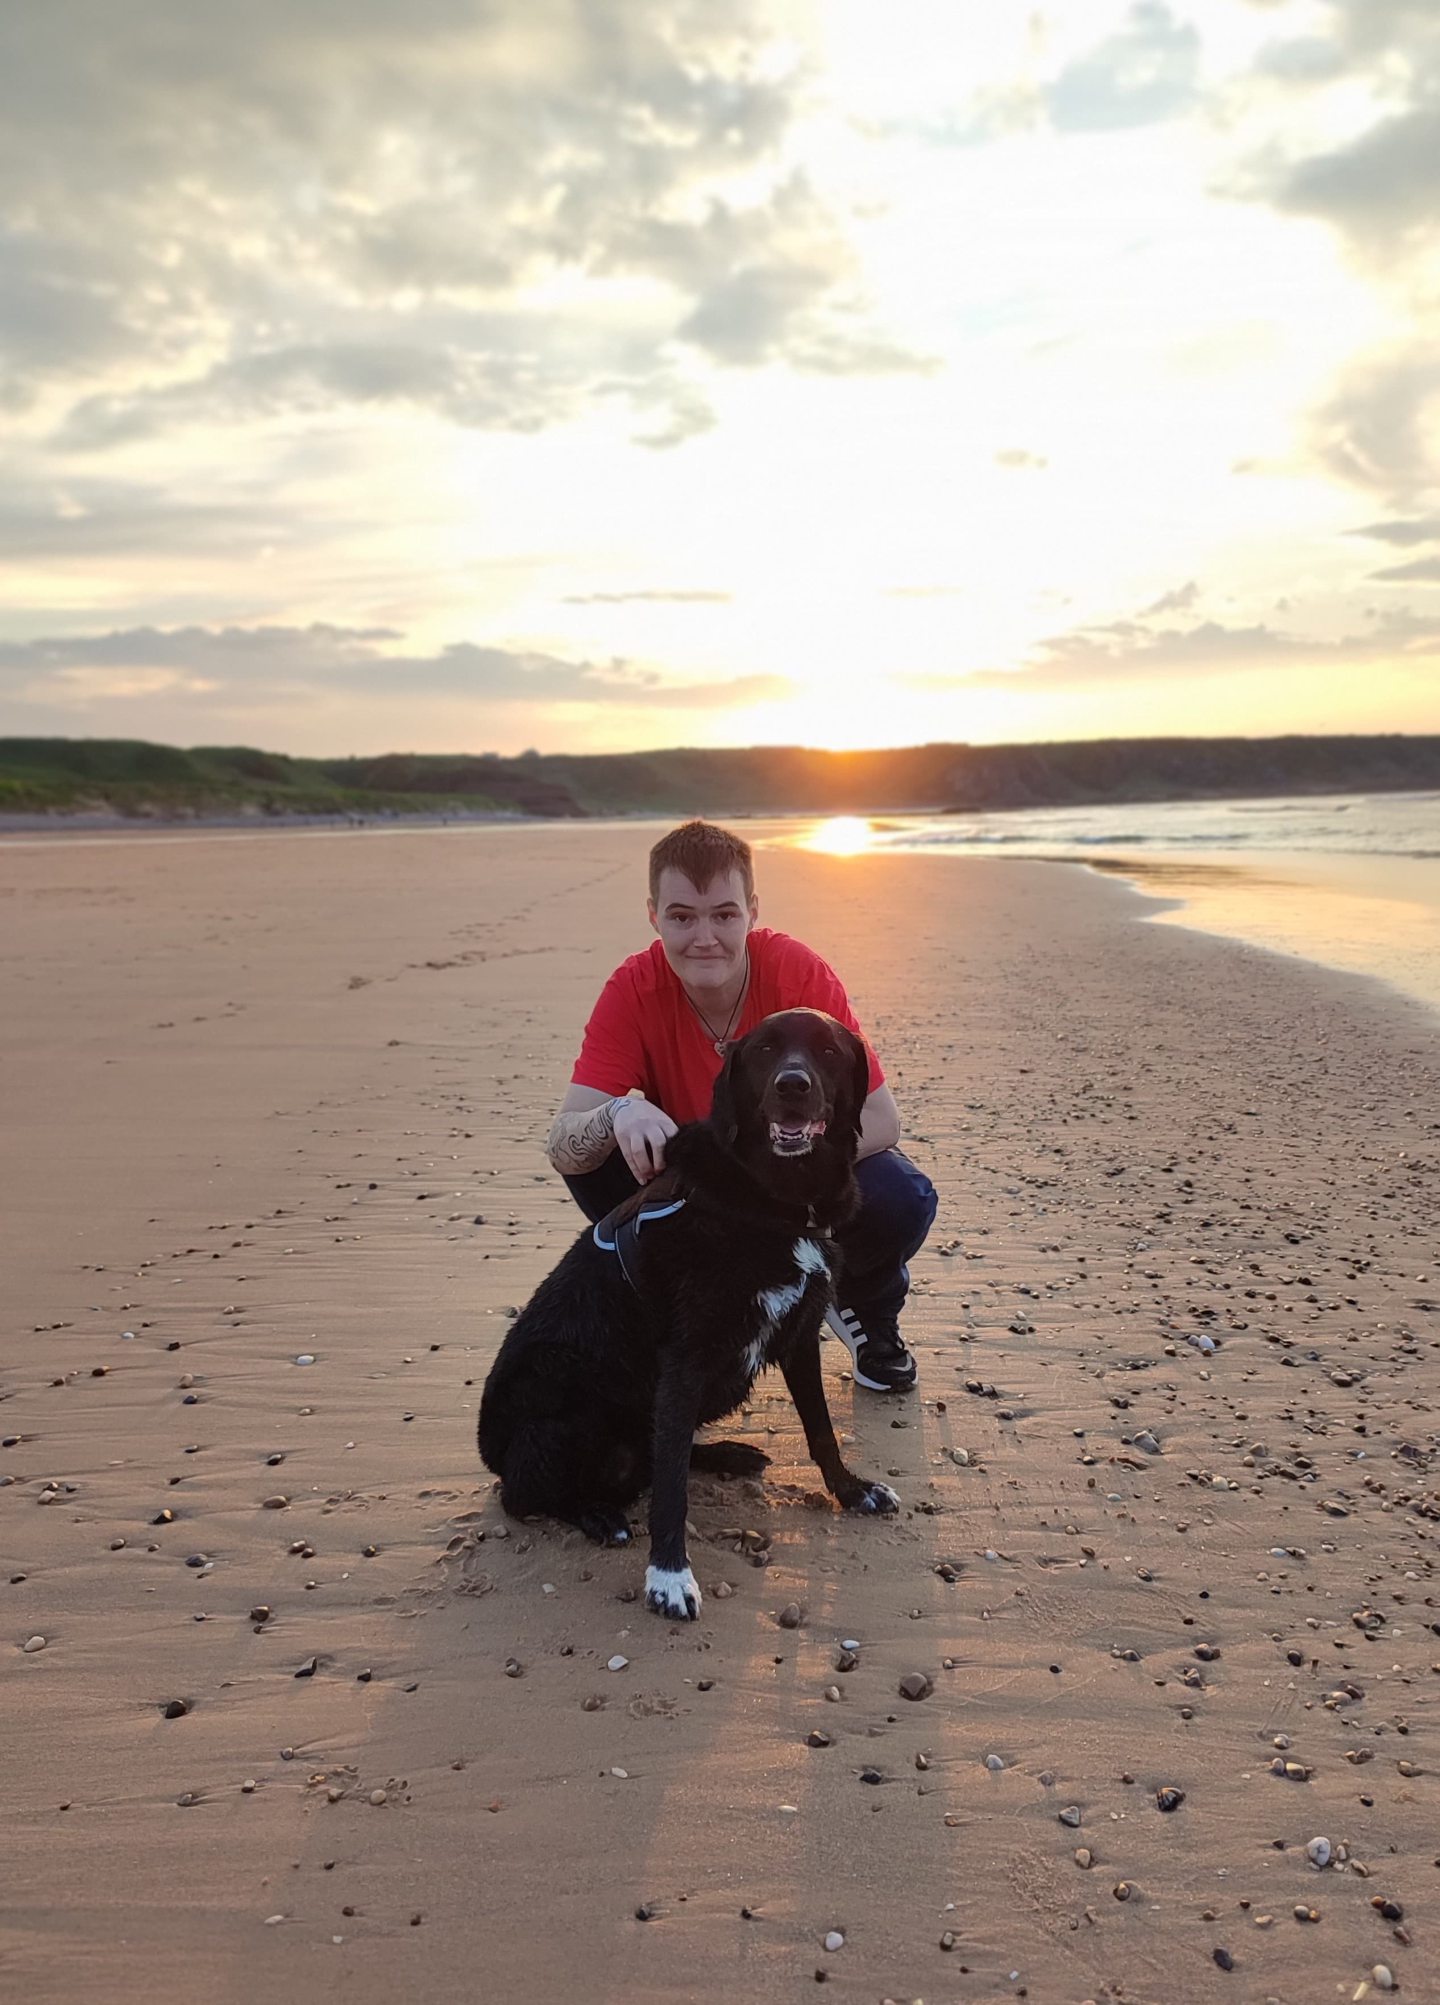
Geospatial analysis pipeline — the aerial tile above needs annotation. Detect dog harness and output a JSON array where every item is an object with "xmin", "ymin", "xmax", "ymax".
[{"xmin": 593, "ymin": 1195, "xmax": 687, "ymax": 1293}]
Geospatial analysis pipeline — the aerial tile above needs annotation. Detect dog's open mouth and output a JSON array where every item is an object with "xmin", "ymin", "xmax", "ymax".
[{"xmin": 769, "ymin": 1118, "xmax": 826, "ymax": 1156}]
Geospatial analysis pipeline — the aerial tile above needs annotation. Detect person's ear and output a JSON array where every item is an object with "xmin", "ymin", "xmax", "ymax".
[
  {"xmin": 709, "ymin": 1039, "xmax": 743, "ymax": 1149},
  {"xmin": 647, "ymin": 896, "xmax": 659, "ymax": 933},
  {"xmin": 747, "ymin": 892, "xmax": 758, "ymax": 928}
]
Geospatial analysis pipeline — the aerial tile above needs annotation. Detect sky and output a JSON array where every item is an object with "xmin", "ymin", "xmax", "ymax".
[{"xmin": 1, "ymin": 0, "xmax": 1438, "ymax": 757}]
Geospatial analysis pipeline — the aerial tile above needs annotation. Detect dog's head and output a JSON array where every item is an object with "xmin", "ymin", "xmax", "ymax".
[{"xmin": 710, "ymin": 1009, "xmax": 870, "ymax": 1172}]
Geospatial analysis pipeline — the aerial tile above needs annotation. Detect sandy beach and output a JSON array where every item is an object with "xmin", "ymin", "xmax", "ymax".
[{"xmin": 4, "ymin": 823, "xmax": 1439, "ymax": 2005}]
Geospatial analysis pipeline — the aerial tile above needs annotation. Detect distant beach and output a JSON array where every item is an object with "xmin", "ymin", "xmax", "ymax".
[{"xmin": 784, "ymin": 791, "xmax": 1440, "ymax": 1018}]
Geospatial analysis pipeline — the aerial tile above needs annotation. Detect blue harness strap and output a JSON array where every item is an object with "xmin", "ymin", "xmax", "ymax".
[{"xmin": 593, "ymin": 1195, "xmax": 686, "ymax": 1292}]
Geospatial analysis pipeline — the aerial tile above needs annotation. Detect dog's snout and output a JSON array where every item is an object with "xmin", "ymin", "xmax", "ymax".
[{"xmin": 774, "ymin": 1065, "xmax": 813, "ymax": 1099}]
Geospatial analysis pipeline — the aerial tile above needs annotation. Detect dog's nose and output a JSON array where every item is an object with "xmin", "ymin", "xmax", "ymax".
[{"xmin": 774, "ymin": 1066, "xmax": 813, "ymax": 1100}]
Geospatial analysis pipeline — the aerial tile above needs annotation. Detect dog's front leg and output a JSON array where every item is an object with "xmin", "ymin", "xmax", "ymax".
[
  {"xmin": 781, "ymin": 1331, "xmax": 900, "ymax": 1515},
  {"xmin": 644, "ymin": 1361, "xmax": 704, "ymax": 1620}
]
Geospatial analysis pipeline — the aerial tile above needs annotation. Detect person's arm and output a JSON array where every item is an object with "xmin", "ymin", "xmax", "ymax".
[
  {"xmin": 546, "ymin": 1082, "xmax": 679, "ymax": 1183},
  {"xmin": 546, "ymin": 1084, "xmax": 626, "ymax": 1175},
  {"xmin": 857, "ymin": 1083, "xmax": 901, "ymax": 1160}
]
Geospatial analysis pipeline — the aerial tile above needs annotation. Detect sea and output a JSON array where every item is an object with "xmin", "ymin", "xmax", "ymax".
[
  {"xmin": 5, "ymin": 787, "xmax": 1438, "ymax": 1021},
  {"xmin": 794, "ymin": 791, "xmax": 1440, "ymax": 1020}
]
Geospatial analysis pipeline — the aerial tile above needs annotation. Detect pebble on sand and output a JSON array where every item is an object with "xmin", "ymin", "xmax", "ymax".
[
  {"xmin": 898, "ymin": 1672, "xmax": 932, "ymax": 1701},
  {"xmin": 1307, "ymin": 1837, "xmax": 1333, "ymax": 1869},
  {"xmin": 777, "ymin": 1603, "xmax": 803, "ymax": 1629},
  {"xmin": 823, "ymin": 1931, "xmax": 844, "ymax": 1952},
  {"xmin": 607, "ymin": 1654, "xmax": 629, "ymax": 1672},
  {"xmin": 22, "ymin": 1635, "xmax": 47, "ymax": 1653}
]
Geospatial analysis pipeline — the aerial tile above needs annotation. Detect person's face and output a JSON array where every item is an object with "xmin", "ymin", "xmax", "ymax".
[{"xmin": 648, "ymin": 867, "xmax": 757, "ymax": 992}]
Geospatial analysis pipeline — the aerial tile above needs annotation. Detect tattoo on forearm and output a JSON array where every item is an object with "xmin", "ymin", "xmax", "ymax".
[{"xmin": 547, "ymin": 1102, "xmax": 620, "ymax": 1173}]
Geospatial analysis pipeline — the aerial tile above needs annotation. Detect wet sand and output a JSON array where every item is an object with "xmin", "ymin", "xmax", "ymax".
[{"xmin": 3, "ymin": 824, "xmax": 1439, "ymax": 2005}]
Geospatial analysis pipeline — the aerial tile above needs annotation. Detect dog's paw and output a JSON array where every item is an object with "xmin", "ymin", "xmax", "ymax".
[
  {"xmin": 579, "ymin": 1508, "xmax": 631, "ymax": 1546},
  {"xmin": 851, "ymin": 1480, "xmax": 901, "ymax": 1515},
  {"xmin": 644, "ymin": 1563, "xmax": 702, "ymax": 1621}
]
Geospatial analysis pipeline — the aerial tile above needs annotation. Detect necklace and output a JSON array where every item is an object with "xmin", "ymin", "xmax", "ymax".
[{"xmin": 682, "ymin": 952, "xmax": 750, "ymax": 1054}]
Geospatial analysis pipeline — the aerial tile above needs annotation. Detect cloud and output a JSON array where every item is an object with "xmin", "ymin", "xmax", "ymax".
[
  {"xmin": 903, "ymin": 605, "xmax": 1440, "ymax": 690},
  {"xmin": 1275, "ymin": 105, "xmax": 1440, "ymax": 250},
  {"xmin": 1309, "ymin": 344, "xmax": 1440, "ymax": 502},
  {"xmin": 560, "ymin": 589, "xmax": 731, "ymax": 604},
  {"xmin": 898, "ymin": 3, "xmax": 1202, "ymax": 148},
  {"xmin": 0, "ymin": 2, "xmax": 926, "ymax": 452},
  {"xmin": 0, "ymin": 478, "xmax": 356, "ymax": 564},
  {"xmin": 1244, "ymin": 1, "xmax": 1440, "ymax": 258},
  {"xmin": 1349, "ymin": 514, "xmax": 1440, "ymax": 546},
  {"xmin": 1371, "ymin": 555, "xmax": 1440, "ymax": 583},
  {"xmin": 1142, "ymin": 580, "xmax": 1201, "ymax": 615},
  {"xmin": 0, "ymin": 622, "xmax": 792, "ymax": 717},
  {"xmin": 1046, "ymin": 3, "xmax": 1202, "ymax": 133}
]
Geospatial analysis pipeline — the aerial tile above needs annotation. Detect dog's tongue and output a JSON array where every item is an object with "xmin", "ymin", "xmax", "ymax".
[{"xmin": 769, "ymin": 1118, "xmax": 826, "ymax": 1144}]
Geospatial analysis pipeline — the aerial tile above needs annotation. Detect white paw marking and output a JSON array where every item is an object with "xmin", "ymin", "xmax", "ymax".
[
  {"xmin": 859, "ymin": 1481, "xmax": 901, "ymax": 1514},
  {"xmin": 744, "ymin": 1336, "xmax": 768, "ymax": 1378},
  {"xmin": 645, "ymin": 1564, "xmax": 702, "ymax": 1620}
]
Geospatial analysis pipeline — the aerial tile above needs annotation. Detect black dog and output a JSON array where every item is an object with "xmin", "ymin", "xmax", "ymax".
[{"xmin": 477, "ymin": 1008, "xmax": 900, "ymax": 1619}]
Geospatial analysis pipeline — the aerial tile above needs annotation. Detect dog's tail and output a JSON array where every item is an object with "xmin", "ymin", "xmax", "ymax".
[{"xmin": 689, "ymin": 1439, "xmax": 771, "ymax": 1477}]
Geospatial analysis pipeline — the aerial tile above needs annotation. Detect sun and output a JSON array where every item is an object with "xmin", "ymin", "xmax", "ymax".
[{"xmin": 804, "ymin": 816, "xmax": 876, "ymax": 856}]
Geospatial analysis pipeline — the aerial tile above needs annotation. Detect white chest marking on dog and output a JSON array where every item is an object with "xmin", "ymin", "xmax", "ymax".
[{"xmin": 753, "ymin": 1237, "xmax": 829, "ymax": 1344}]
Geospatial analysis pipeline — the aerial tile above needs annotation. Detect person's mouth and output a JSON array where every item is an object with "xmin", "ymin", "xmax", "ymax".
[{"xmin": 769, "ymin": 1118, "xmax": 826, "ymax": 1156}]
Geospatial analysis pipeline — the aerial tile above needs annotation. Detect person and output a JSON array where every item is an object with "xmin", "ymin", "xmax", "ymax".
[{"xmin": 546, "ymin": 820, "xmax": 936, "ymax": 1392}]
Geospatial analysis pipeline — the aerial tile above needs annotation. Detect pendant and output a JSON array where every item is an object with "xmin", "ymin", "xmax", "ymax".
[{"xmin": 714, "ymin": 1038, "xmax": 726, "ymax": 1055}]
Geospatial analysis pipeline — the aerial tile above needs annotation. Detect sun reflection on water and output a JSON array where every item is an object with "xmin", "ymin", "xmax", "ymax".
[{"xmin": 804, "ymin": 816, "xmax": 876, "ymax": 856}]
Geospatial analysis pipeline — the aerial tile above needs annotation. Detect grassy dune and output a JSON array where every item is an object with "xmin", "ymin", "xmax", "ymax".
[{"xmin": 2, "ymin": 732, "xmax": 1438, "ymax": 819}]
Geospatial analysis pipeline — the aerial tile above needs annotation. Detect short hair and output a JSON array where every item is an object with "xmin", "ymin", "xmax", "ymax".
[{"xmin": 648, "ymin": 820, "xmax": 754, "ymax": 904}]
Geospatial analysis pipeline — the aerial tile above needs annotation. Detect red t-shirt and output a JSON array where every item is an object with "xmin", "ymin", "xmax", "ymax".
[{"xmin": 571, "ymin": 927, "xmax": 885, "ymax": 1125}]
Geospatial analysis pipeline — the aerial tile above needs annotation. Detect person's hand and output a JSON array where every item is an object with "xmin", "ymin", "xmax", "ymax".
[{"xmin": 612, "ymin": 1097, "xmax": 678, "ymax": 1183}]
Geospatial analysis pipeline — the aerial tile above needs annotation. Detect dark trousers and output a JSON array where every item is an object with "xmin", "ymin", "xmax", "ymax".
[{"xmin": 562, "ymin": 1146, "xmax": 937, "ymax": 1327}]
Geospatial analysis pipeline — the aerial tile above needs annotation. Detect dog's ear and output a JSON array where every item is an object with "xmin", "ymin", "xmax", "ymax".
[
  {"xmin": 845, "ymin": 1029, "xmax": 871, "ymax": 1139},
  {"xmin": 709, "ymin": 1038, "xmax": 744, "ymax": 1150}
]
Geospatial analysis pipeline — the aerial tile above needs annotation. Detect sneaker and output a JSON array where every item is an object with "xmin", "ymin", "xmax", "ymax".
[{"xmin": 823, "ymin": 1304, "xmax": 918, "ymax": 1393}]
